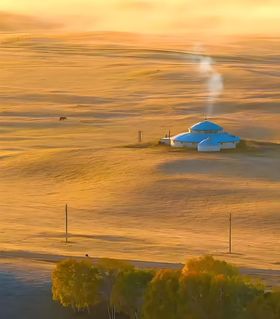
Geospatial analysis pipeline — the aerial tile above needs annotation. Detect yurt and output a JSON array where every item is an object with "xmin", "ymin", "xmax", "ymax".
[{"xmin": 167, "ymin": 120, "xmax": 240, "ymax": 151}]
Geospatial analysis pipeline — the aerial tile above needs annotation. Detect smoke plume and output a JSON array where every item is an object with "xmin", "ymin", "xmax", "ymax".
[{"xmin": 193, "ymin": 46, "xmax": 224, "ymax": 116}]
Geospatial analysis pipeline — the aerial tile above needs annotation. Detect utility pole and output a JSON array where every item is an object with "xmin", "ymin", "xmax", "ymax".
[
  {"xmin": 65, "ymin": 204, "xmax": 68, "ymax": 243},
  {"xmin": 168, "ymin": 130, "xmax": 171, "ymax": 145},
  {"xmin": 229, "ymin": 213, "xmax": 232, "ymax": 254},
  {"xmin": 138, "ymin": 130, "xmax": 143, "ymax": 143}
]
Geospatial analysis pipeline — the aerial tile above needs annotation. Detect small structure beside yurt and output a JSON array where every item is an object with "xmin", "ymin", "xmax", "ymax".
[
  {"xmin": 197, "ymin": 137, "xmax": 221, "ymax": 152},
  {"xmin": 161, "ymin": 120, "xmax": 240, "ymax": 152}
]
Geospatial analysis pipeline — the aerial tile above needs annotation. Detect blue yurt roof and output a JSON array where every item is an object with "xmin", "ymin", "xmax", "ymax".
[
  {"xmin": 190, "ymin": 120, "xmax": 223, "ymax": 132},
  {"xmin": 173, "ymin": 132, "xmax": 240, "ymax": 143}
]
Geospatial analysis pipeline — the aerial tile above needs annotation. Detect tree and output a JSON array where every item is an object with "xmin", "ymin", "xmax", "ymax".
[
  {"xmin": 142, "ymin": 269, "xmax": 181, "ymax": 319},
  {"xmin": 52, "ymin": 259, "xmax": 101, "ymax": 312},
  {"xmin": 142, "ymin": 257, "xmax": 261, "ymax": 319},
  {"xmin": 96, "ymin": 258, "xmax": 134, "ymax": 319},
  {"xmin": 183, "ymin": 255, "xmax": 239, "ymax": 278},
  {"xmin": 178, "ymin": 272, "xmax": 261, "ymax": 319},
  {"xmin": 51, "ymin": 255, "xmax": 276, "ymax": 319},
  {"xmin": 244, "ymin": 291, "xmax": 280, "ymax": 319},
  {"xmin": 111, "ymin": 268, "xmax": 154, "ymax": 319},
  {"xmin": 178, "ymin": 272, "xmax": 213, "ymax": 319}
]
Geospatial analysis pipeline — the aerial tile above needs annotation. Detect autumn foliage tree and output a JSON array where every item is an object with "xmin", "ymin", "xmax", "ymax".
[
  {"xmin": 183, "ymin": 255, "xmax": 239, "ymax": 277},
  {"xmin": 178, "ymin": 273, "xmax": 261, "ymax": 319},
  {"xmin": 111, "ymin": 268, "xmax": 154, "ymax": 319},
  {"xmin": 52, "ymin": 256, "xmax": 280, "ymax": 319},
  {"xmin": 142, "ymin": 269, "xmax": 181, "ymax": 319},
  {"xmin": 142, "ymin": 256, "xmax": 262, "ymax": 319},
  {"xmin": 244, "ymin": 290, "xmax": 280, "ymax": 319},
  {"xmin": 96, "ymin": 258, "xmax": 134, "ymax": 319},
  {"xmin": 52, "ymin": 259, "xmax": 101, "ymax": 312}
]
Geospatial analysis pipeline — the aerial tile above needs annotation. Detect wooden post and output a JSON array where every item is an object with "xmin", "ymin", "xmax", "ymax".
[
  {"xmin": 168, "ymin": 130, "xmax": 171, "ymax": 145},
  {"xmin": 229, "ymin": 213, "xmax": 232, "ymax": 254},
  {"xmin": 138, "ymin": 130, "xmax": 143, "ymax": 143},
  {"xmin": 65, "ymin": 204, "xmax": 68, "ymax": 243}
]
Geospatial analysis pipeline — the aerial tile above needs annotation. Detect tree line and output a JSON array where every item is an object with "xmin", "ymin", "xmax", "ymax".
[{"xmin": 52, "ymin": 255, "xmax": 280, "ymax": 319}]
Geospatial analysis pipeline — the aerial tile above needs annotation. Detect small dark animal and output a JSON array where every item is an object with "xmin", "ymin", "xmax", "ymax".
[{"xmin": 59, "ymin": 116, "xmax": 67, "ymax": 121}]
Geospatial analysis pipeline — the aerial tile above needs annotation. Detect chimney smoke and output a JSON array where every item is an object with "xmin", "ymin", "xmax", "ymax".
[{"xmin": 192, "ymin": 45, "xmax": 224, "ymax": 116}]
